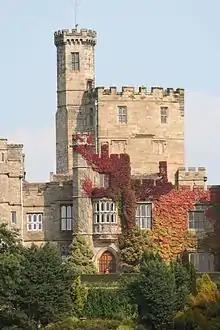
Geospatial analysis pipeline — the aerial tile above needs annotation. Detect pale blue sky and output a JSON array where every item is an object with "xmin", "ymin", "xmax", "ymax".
[{"xmin": 0, "ymin": 0, "xmax": 219, "ymax": 183}]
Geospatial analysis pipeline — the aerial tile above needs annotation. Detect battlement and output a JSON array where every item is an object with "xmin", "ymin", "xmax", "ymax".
[
  {"xmin": 176, "ymin": 167, "xmax": 207, "ymax": 188},
  {"xmin": 54, "ymin": 28, "xmax": 97, "ymax": 46},
  {"xmin": 93, "ymin": 85, "xmax": 184, "ymax": 102}
]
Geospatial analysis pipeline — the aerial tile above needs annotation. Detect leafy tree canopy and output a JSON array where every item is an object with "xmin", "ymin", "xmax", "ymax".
[
  {"xmin": 16, "ymin": 243, "xmax": 73, "ymax": 327},
  {"xmin": 127, "ymin": 252, "xmax": 177, "ymax": 329}
]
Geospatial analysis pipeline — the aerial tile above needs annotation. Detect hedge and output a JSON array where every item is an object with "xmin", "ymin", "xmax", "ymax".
[{"xmin": 82, "ymin": 287, "xmax": 137, "ymax": 320}]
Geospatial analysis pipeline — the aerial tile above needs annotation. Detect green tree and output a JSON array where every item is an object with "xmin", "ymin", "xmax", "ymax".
[
  {"xmin": 127, "ymin": 252, "xmax": 176, "ymax": 329},
  {"xmin": 171, "ymin": 257, "xmax": 191, "ymax": 312},
  {"xmin": 70, "ymin": 276, "xmax": 88, "ymax": 317},
  {"xmin": 0, "ymin": 224, "xmax": 24, "ymax": 328},
  {"xmin": 181, "ymin": 250, "xmax": 197, "ymax": 294},
  {"xmin": 174, "ymin": 274, "xmax": 220, "ymax": 329},
  {"xmin": 65, "ymin": 235, "xmax": 97, "ymax": 274},
  {"xmin": 118, "ymin": 227, "xmax": 152, "ymax": 273},
  {"xmin": 16, "ymin": 243, "xmax": 73, "ymax": 327}
]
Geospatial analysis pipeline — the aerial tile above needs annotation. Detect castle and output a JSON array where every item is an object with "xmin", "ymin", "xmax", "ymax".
[{"xmin": 0, "ymin": 27, "xmax": 213, "ymax": 273}]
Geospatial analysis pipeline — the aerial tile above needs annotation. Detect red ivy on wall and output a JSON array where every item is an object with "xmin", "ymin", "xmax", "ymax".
[
  {"xmin": 73, "ymin": 133, "xmax": 214, "ymax": 260},
  {"xmin": 73, "ymin": 134, "xmax": 136, "ymax": 229}
]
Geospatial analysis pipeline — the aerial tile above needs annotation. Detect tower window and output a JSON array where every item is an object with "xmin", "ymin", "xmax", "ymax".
[
  {"xmin": 11, "ymin": 211, "xmax": 16, "ymax": 225},
  {"xmin": 118, "ymin": 106, "xmax": 127, "ymax": 124},
  {"xmin": 87, "ymin": 79, "xmax": 93, "ymax": 90},
  {"xmin": 71, "ymin": 52, "xmax": 80, "ymax": 71},
  {"xmin": 160, "ymin": 107, "xmax": 168, "ymax": 123}
]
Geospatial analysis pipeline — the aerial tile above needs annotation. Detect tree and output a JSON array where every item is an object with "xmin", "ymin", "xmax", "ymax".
[
  {"xmin": 118, "ymin": 226, "xmax": 152, "ymax": 273},
  {"xmin": 65, "ymin": 235, "xmax": 97, "ymax": 274},
  {"xmin": 0, "ymin": 224, "xmax": 24, "ymax": 328},
  {"xmin": 126, "ymin": 252, "xmax": 176, "ymax": 329},
  {"xmin": 16, "ymin": 243, "xmax": 73, "ymax": 327},
  {"xmin": 174, "ymin": 274, "xmax": 220, "ymax": 329},
  {"xmin": 70, "ymin": 276, "xmax": 88, "ymax": 317},
  {"xmin": 171, "ymin": 257, "xmax": 191, "ymax": 312}
]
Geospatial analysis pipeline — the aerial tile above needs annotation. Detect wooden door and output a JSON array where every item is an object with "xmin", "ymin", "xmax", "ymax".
[{"xmin": 99, "ymin": 251, "xmax": 116, "ymax": 274}]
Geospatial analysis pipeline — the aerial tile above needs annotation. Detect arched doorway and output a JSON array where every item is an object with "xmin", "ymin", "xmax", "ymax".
[{"xmin": 99, "ymin": 251, "xmax": 116, "ymax": 274}]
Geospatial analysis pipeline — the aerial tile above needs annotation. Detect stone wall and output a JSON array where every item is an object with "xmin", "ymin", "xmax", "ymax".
[
  {"xmin": 23, "ymin": 180, "xmax": 72, "ymax": 248},
  {"xmin": 0, "ymin": 139, "xmax": 24, "ymax": 234},
  {"xmin": 94, "ymin": 86, "xmax": 184, "ymax": 183}
]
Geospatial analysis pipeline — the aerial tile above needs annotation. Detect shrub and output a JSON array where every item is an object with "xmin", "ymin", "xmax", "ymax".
[
  {"xmin": 45, "ymin": 318, "xmax": 120, "ymax": 330},
  {"xmin": 82, "ymin": 287, "xmax": 137, "ymax": 320}
]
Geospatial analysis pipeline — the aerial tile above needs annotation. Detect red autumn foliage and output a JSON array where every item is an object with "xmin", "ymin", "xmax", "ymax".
[
  {"xmin": 73, "ymin": 133, "xmax": 217, "ymax": 259},
  {"xmin": 73, "ymin": 134, "xmax": 136, "ymax": 229}
]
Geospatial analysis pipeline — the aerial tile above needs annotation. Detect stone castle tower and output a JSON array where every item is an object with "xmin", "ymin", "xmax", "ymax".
[{"xmin": 54, "ymin": 28, "xmax": 96, "ymax": 174}]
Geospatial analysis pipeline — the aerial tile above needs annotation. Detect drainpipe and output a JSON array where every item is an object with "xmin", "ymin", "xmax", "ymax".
[
  {"xmin": 20, "ymin": 176, "xmax": 24, "ymax": 243},
  {"xmin": 95, "ymin": 98, "xmax": 99, "ymax": 153}
]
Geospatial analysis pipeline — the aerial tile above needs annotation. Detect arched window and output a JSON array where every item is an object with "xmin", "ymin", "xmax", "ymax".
[{"xmin": 99, "ymin": 251, "xmax": 116, "ymax": 274}]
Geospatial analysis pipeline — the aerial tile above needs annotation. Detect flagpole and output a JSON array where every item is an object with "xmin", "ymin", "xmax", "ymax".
[{"xmin": 74, "ymin": 0, "xmax": 78, "ymax": 29}]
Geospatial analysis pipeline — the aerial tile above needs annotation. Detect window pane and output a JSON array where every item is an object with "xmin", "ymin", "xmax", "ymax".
[
  {"xmin": 140, "ymin": 205, "xmax": 146, "ymax": 217},
  {"xmin": 38, "ymin": 214, "xmax": 42, "ymax": 222},
  {"xmin": 38, "ymin": 223, "xmax": 42, "ymax": 230},
  {"xmin": 33, "ymin": 214, "xmax": 37, "ymax": 222},
  {"xmin": 61, "ymin": 218, "xmax": 66, "ymax": 231},
  {"xmin": 11, "ymin": 211, "xmax": 16, "ymax": 224},
  {"xmin": 66, "ymin": 218, "xmax": 72, "ymax": 230},
  {"xmin": 28, "ymin": 214, "xmax": 32, "ymax": 223},
  {"xmin": 67, "ymin": 206, "xmax": 72, "ymax": 218},
  {"xmin": 146, "ymin": 204, "xmax": 151, "ymax": 216},
  {"xmin": 101, "ymin": 202, "xmax": 104, "ymax": 211},
  {"xmin": 61, "ymin": 206, "xmax": 66, "ymax": 218}
]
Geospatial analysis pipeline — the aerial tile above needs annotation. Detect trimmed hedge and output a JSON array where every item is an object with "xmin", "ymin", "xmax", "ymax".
[
  {"xmin": 82, "ymin": 287, "xmax": 137, "ymax": 320},
  {"xmin": 45, "ymin": 318, "xmax": 124, "ymax": 329}
]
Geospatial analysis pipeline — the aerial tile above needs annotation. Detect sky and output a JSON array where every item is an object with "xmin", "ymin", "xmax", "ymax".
[{"xmin": 0, "ymin": 0, "xmax": 220, "ymax": 184}]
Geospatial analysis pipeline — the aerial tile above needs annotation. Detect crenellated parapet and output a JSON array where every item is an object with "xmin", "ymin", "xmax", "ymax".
[
  {"xmin": 92, "ymin": 85, "xmax": 184, "ymax": 103},
  {"xmin": 176, "ymin": 167, "xmax": 207, "ymax": 189},
  {"xmin": 54, "ymin": 28, "xmax": 97, "ymax": 46}
]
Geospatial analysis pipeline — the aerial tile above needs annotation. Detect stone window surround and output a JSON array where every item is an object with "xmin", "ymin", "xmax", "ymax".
[
  {"xmin": 71, "ymin": 52, "xmax": 80, "ymax": 71},
  {"xmin": 60, "ymin": 204, "xmax": 73, "ymax": 231},
  {"xmin": 160, "ymin": 106, "xmax": 168, "ymax": 124},
  {"xmin": 136, "ymin": 202, "xmax": 152, "ymax": 229},
  {"xmin": 117, "ymin": 106, "xmax": 127, "ymax": 124},
  {"xmin": 27, "ymin": 213, "xmax": 43, "ymax": 231}
]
